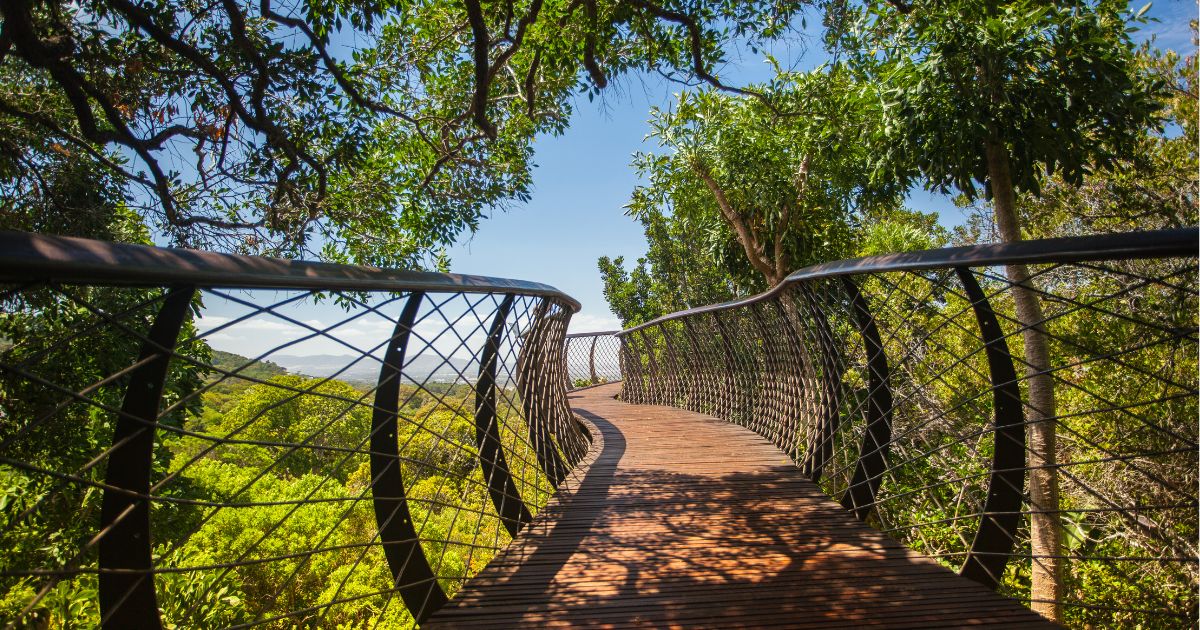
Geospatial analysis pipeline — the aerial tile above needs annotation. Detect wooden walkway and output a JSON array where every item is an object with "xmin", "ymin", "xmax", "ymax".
[{"xmin": 425, "ymin": 384, "xmax": 1054, "ymax": 628}]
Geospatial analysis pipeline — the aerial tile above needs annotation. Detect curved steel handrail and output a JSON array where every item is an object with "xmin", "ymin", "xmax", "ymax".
[
  {"xmin": 0, "ymin": 230, "xmax": 586, "ymax": 627},
  {"xmin": 562, "ymin": 331, "xmax": 624, "ymax": 390},
  {"xmin": 620, "ymin": 228, "xmax": 1198, "ymax": 335},
  {"xmin": 0, "ymin": 231, "xmax": 582, "ymax": 311},
  {"xmin": 616, "ymin": 227, "xmax": 1199, "ymax": 625}
]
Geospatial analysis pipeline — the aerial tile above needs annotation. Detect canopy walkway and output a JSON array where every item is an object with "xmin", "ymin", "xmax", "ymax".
[
  {"xmin": 427, "ymin": 384, "xmax": 1052, "ymax": 628},
  {"xmin": 0, "ymin": 229, "xmax": 1195, "ymax": 628}
]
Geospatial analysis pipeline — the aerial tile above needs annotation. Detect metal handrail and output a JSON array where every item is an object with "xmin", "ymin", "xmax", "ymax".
[
  {"xmin": 563, "ymin": 331, "xmax": 623, "ymax": 390},
  {"xmin": 0, "ymin": 231, "xmax": 582, "ymax": 310},
  {"xmin": 617, "ymin": 228, "xmax": 1199, "ymax": 627},
  {"xmin": 619, "ymin": 228, "xmax": 1197, "ymax": 335},
  {"xmin": 0, "ymin": 231, "xmax": 586, "ymax": 627}
]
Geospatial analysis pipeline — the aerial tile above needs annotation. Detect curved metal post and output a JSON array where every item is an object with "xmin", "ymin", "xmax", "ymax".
[
  {"xmin": 680, "ymin": 318, "xmax": 709, "ymax": 413},
  {"xmin": 749, "ymin": 302, "xmax": 787, "ymax": 450},
  {"xmin": 669, "ymin": 322, "xmax": 701, "ymax": 412},
  {"xmin": 838, "ymin": 277, "xmax": 893, "ymax": 521},
  {"xmin": 769, "ymin": 295, "xmax": 816, "ymax": 462},
  {"xmin": 618, "ymin": 336, "xmax": 635, "ymax": 401},
  {"xmin": 544, "ymin": 306, "xmax": 577, "ymax": 480},
  {"xmin": 657, "ymin": 323, "xmax": 685, "ymax": 406},
  {"xmin": 588, "ymin": 334, "xmax": 598, "ymax": 384},
  {"xmin": 955, "ymin": 268, "xmax": 1026, "ymax": 590},
  {"xmin": 98, "ymin": 285, "xmax": 194, "ymax": 629},
  {"xmin": 518, "ymin": 299, "xmax": 568, "ymax": 486},
  {"xmin": 710, "ymin": 311, "xmax": 741, "ymax": 420},
  {"xmin": 725, "ymin": 310, "xmax": 764, "ymax": 429},
  {"xmin": 796, "ymin": 283, "xmax": 843, "ymax": 482},
  {"xmin": 617, "ymin": 334, "xmax": 641, "ymax": 402},
  {"xmin": 475, "ymin": 294, "xmax": 533, "ymax": 537},
  {"xmin": 546, "ymin": 312, "xmax": 589, "ymax": 467},
  {"xmin": 370, "ymin": 292, "xmax": 447, "ymax": 621}
]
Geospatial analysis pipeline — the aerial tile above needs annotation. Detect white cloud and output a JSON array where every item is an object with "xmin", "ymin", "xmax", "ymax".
[
  {"xmin": 193, "ymin": 314, "xmax": 232, "ymax": 331},
  {"xmin": 195, "ymin": 294, "xmax": 622, "ymax": 364},
  {"xmin": 568, "ymin": 311, "xmax": 622, "ymax": 334}
]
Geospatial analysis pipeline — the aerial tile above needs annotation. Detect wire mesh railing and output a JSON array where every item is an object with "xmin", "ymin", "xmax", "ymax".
[
  {"xmin": 618, "ymin": 229, "xmax": 1199, "ymax": 628},
  {"xmin": 563, "ymin": 331, "xmax": 623, "ymax": 390},
  {"xmin": 0, "ymin": 231, "xmax": 589, "ymax": 628}
]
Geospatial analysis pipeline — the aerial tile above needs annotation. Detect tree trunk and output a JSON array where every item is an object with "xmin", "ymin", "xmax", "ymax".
[
  {"xmin": 692, "ymin": 159, "xmax": 785, "ymax": 287},
  {"xmin": 984, "ymin": 137, "xmax": 1063, "ymax": 622}
]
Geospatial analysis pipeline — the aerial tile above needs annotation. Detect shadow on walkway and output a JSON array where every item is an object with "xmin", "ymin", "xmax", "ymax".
[{"xmin": 425, "ymin": 384, "xmax": 1053, "ymax": 629}]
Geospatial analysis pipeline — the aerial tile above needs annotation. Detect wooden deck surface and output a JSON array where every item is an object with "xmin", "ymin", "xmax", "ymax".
[{"xmin": 425, "ymin": 384, "xmax": 1054, "ymax": 628}]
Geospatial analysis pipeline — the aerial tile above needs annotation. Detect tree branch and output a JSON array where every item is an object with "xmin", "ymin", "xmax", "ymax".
[
  {"xmin": 486, "ymin": 0, "xmax": 543, "ymax": 90},
  {"xmin": 464, "ymin": 0, "xmax": 497, "ymax": 139},
  {"xmin": 524, "ymin": 48, "xmax": 541, "ymax": 119},
  {"xmin": 583, "ymin": 0, "xmax": 607, "ymax": 87},
  {"xmin": 776, "ymin": 153, "xmax": 809, "ymax": 279},
  {"xmin": 792, "ymin": 153, "xmax": 811, "ymax": 208},
  {"xmin": 691, "ymin": 158, "xmax": 776, "ymax": 283},
  {"xmin": 626, "ymin": 0, "xmax": 775, "ymax": 112},
  {"xmin": 259, "ymin": 0, "xmax": 419, "ymax": 125}
]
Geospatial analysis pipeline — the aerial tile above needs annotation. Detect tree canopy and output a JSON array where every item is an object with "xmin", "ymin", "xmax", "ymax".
[
  {"xmin": 599, "ymin": 66, "xmax": 940, "ymax": 326},
  {"xmin": 838, "ymin": 0, "xmax": 1163, "ymax": 203},
  {"xmin": 0, "ymin": 0, "xmax": 811, "ymax": 265},
  {"xmin": 629, "ymin": 67, "xmax": 905, "ymax": 289},
  {"xmin": 1018, "ymin": 35, "xmax": 1198, "ymax": 236}
]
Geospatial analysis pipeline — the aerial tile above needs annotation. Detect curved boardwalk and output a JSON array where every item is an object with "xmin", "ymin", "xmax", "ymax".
[{"xmin": 425, "ymin": 384, "xmax": 1054, "ymax": 628}]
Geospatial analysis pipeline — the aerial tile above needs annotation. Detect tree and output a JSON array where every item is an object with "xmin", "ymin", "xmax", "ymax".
[
  {"xmin": 0, "ymin": 186, "xmax": 212, "ymax": 625},
  {"xmin": 950, "ymin": 42, "xmax": 1198, "ymax": 624},
  {"xmin": 629, "ymin": 67, "xmax": 902, "ymax": 289},
  {"xmin": 838, "ymin": 1, "xmax": 1164, "ymax": 620},
  {"xmin": 1019, "ymin": 33, "xmax": 1197, "ymax": 236},
  {"xmin": 600, "ymin": 67, "xmax": 933, "ymax": 326},
  {"xmin": 0, "ymin": 0, "xmax": 811, "ymax": 265},
  {"xmin": 598, "ymin": 209, "xmax": 742, "ymax": 327}
]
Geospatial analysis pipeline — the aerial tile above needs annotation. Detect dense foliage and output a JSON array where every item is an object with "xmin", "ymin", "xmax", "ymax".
[
  {"xmin": 0, "ymin": 0, "xmax": 815, "ymax": 266},
  {"xmin": 0, "ymin": 341, "xmax": 546, "ymax": 626},
  {"xmin": 0, "ymin": 0, "xmax": 1194, "ymax": 624},
  {"xmin": 603, "ymin": 11, "xmax": 1196, "ymax": 628},
  {"xmin": 837, "ymin": 0, "xmax": 1163, "ymax": 200},
  {"xmin": 599, "ymin": 65, "xmax": 947, "ymax": 326}
]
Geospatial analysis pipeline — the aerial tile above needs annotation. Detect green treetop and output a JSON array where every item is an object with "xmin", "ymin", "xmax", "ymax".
[
  {"xmin": 0, "ymin": 0, "xmax": 813, "ymax": 265},
  {"xmin": 600, "ymin": 65, "xmax": 917, "ymax": 326}
]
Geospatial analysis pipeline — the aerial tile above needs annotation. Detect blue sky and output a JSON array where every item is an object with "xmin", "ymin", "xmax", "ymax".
[
  {"xmin": 195, "ymin": 1, "xmax": 1197, "ymax": 356},
  {"xmin": 441, "ymin": 30, "xmax": 817, "ymax": 333},
  {"xmin": 442, "ymin": 1, "xmax": 1197, "ymax": 333}
]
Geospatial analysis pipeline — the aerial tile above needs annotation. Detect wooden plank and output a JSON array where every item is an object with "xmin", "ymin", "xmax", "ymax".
[{"xmin": 424, "ymin": 384, "xmax": 1055, "ymax": 629}]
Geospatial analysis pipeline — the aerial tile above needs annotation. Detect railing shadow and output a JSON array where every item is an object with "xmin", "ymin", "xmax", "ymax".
[{"xmin": 435, "ymin": 392, "xmax": 1047, "ymax": 627}]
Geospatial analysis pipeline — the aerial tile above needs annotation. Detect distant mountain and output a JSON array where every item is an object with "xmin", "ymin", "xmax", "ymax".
[
  {"xmin": 270, "ymin": 353, "xmax": 474, "ymax": 383},
  {"xmin": 210, "ymin": 349, "xmax": 288, "ymax": 381}
]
